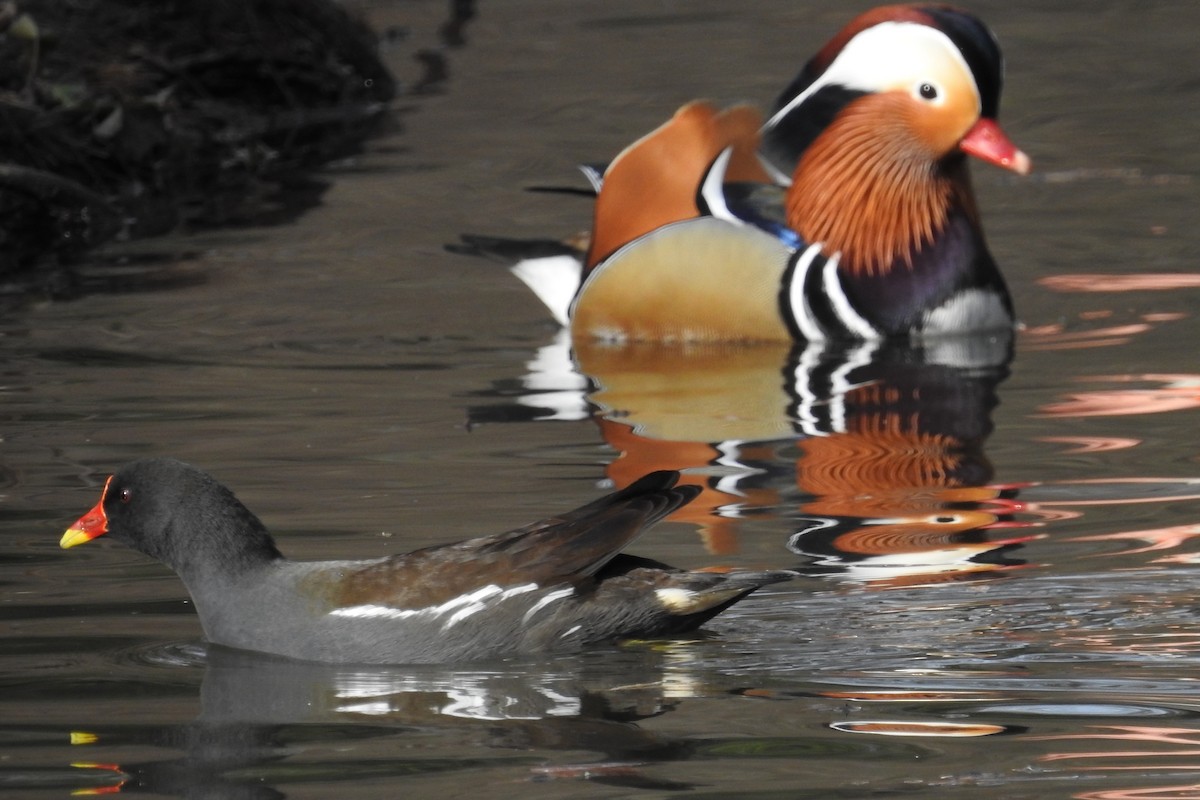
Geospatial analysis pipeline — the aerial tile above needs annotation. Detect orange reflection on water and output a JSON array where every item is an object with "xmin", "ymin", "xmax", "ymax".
[
  {"xmin": 1067, "ymin": 523, "xmax": 1200, "ymax": 555},
  {"xmin": 817, "ymin": 690, "xmax": 1002, "ymax": 702},
  {"xmin": 1033, "ymin": 723, "xmax": 1200, "ymax": 797},
  {"xmin": 1153, "ymin": 553, "xmax": 1200, "ymax": 566},
  {"xmin": 829, "ymin": 720, "xmax": 1007, "ymax": 737},
  {"xmin": 1038, "ymin": 436, "xmax": 1142, "ymax": 454},
  {"xmin": 796, "ymin": 424, "xmax": 965, "ymax": 501},
  {"xmin": 1040, "ymin": 274, "xmax": 1200, "ymax": 292},
  {"xmin": 1023, "ymin": 323, "xmax": 1153, "ymax": 351},
  {"xmin": 1064, "ymin": 631, "xmax": 1200, "ymax": 655},
  {"xmin": 1075, "ymin": 784, "xmax": 1200, "ymax": 800},
  {"xmin": 1035, "ymin": 724, "xmax": 1200, "ymax": 764},
  {"xmin": 1040, "ymin": 374, "xmax": 1200, "ymax": 418},
  {"xmin": 1023, "ymin": 478, "xmax": 1200, "ymax": 508},
  {"xmin": 599, "ymin": 416, "xmax": 786, "ymax": 554},
  {"xmin": 1021, "ymin": 300, "xmax": 1188, "ymax": 352}
]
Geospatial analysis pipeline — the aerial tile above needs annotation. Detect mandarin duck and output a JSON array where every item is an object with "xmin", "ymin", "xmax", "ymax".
[{"xmin": 500, "ymin": 4, "xmax": 1030, "ymax": 343}]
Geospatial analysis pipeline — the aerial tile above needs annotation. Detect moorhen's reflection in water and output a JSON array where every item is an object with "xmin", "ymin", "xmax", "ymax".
[
  {"xmin": 71, "ymin": 644, "xmax": 711, "ymax": 796},
  {"xmin": 470, "ymin": 332, "xmax": 1032, "ymax": 584}
]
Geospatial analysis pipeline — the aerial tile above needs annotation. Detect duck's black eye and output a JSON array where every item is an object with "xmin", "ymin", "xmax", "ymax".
[
  {"xmin": 119, "ymin": 488, "xmax": 132, "ymax": 504},
  {"xmin": 918, "ymin": 82, "xmax": 939, "ymax": 101}
]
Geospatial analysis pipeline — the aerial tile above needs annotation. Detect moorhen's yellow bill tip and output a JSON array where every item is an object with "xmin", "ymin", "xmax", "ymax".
[
  {"xmin": 60, "ymin": 482, "xmax": 111, "ymax": 549},
  {"xmin": 60, "ymin": 527, "xmax": 97, "ymax": 549}
]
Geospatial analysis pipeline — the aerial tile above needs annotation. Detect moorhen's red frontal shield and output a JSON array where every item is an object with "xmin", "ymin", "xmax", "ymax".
[{"xmin": 60, "ymin": 476, "xmax": 112, "ymax": 549}]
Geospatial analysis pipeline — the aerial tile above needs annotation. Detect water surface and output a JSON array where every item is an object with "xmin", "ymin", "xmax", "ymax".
[{"xmin": 2, "ymin": 1, "xmax": 1199, "ymax": 797}]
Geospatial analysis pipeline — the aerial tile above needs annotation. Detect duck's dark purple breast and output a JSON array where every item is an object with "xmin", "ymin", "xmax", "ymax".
[{"xmin": 839, "ymin": 209, "xmax": 1012, "ymax": 337}]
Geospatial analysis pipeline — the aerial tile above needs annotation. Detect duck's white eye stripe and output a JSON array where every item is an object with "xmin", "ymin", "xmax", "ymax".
[{"xmin": 766, "ymin": 22, "xmax": 977, "ymax": 130}]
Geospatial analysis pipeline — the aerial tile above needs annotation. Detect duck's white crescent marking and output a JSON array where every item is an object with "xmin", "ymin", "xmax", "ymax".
[
  {"xmin": 788, "ymin": 243, "xmax": 828, "ymax": 342},
  {"xmin": 821, "ymin": 254, "xmax": 879, "ymax": 340},
  {"xmin": 765, "ymin": 22, "xmax": 980, "ymax": 136}
]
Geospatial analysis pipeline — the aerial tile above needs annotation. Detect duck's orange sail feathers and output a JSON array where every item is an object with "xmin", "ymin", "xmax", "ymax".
[{"xmin": 585, "ymin": 101, "xmax": 769, "ymax": 271}]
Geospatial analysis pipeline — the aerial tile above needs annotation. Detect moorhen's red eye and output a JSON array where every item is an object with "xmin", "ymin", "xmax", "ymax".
[{"xmin": 119, "ymin": 488, "xmax": 132, "ymax": 504}]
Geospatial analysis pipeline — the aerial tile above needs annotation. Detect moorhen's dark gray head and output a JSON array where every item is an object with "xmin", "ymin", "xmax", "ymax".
[{"xmin": 61, "ymin": 458, "xmax": 283, "ymax": 577}]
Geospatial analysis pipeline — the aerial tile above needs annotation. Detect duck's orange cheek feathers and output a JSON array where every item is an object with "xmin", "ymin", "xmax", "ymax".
[{"xmin": 892, "ymin": 80, "xmax": 980, "ymax": 160}]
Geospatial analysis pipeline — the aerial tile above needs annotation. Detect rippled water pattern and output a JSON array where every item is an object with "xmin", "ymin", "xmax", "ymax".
[{"xmin": 2, "ymin": 1, "xmax": 1199, "ymax": 797}]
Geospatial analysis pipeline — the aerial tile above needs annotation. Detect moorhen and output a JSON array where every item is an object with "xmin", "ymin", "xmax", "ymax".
[{"xmin": 61, "ymin": 458, "xmax": 793, "ymax": 664}]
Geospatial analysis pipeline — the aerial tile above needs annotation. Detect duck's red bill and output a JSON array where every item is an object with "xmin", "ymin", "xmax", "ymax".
[
  {"xmin": 60, "ymin": 476, "xmax": 112, "ymax": 549},
  {"xmin": 960, "ymin": 118, "xmax": 1032, "ymax": 176}
]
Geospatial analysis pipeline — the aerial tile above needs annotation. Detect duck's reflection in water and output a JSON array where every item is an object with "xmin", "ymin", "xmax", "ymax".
[{"xmin": 471, "ymin": 332, "xmax": 1035, "ymax": 585}]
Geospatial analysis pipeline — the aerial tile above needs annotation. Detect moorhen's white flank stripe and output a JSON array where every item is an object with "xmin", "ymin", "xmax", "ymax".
[
  {"xmin": 521, "ymin": 587, "xmax": 574, "ymax": 623},
  {"xmin": 330, "ymin": 582, "xmax": 539, "ymax": 623}
]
